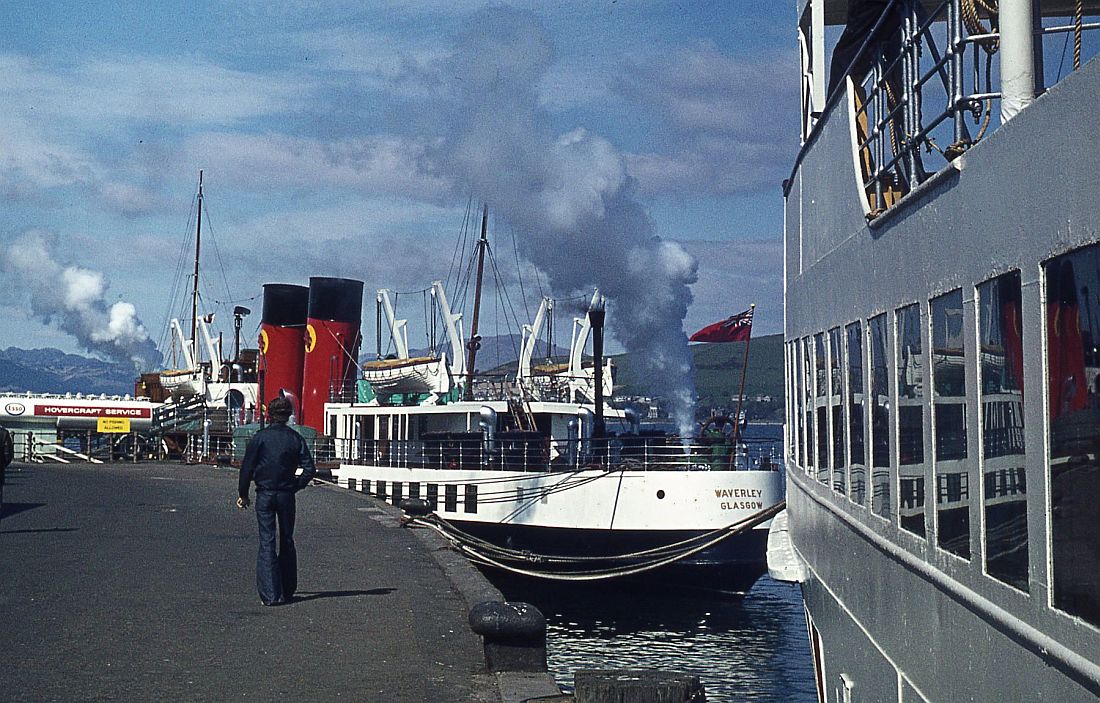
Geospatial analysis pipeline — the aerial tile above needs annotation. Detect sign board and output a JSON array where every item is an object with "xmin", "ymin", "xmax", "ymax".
[
  {"xmin": 37, "ymin": 404, "xmax": 152, "ymax": 419},
  {"xmin": 97, "ymin": 417, "xmax": 131, "ymax": 434}
]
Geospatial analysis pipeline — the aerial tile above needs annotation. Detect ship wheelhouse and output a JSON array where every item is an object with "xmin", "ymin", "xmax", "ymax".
[{"xmin": 782, "ymin": 0, "xmax": 1100, "ymax": 700}]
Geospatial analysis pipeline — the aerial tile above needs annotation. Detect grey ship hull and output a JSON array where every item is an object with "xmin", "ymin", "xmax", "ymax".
[
  {"xmin": 781, "ymin": 17, "xmax": 1100, "ymax": 703},
  {"xmin": 789, "ymin": 473, "xmax": 1098, "ymax": 700}
]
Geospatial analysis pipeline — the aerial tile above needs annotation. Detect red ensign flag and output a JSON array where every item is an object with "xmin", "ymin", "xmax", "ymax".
[{"xmin": 690, "ymin": 307, "xmax": 754, "ymax": 343}]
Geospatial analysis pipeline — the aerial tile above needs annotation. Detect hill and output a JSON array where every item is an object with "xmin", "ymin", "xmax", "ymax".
[
  {"xmin": 0, "ymin": 332, "xmax": 786, "ymax": 420},
  {"xmin": 0, "ymin": 347, "xmax": 138, "ymax": 396},
  {"xmin": 612, "ymin": 333, "xmax": 784, "ymax": 422}
]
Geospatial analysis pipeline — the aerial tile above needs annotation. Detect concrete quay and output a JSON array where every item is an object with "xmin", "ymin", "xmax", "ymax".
[{"xmin": 0, "ymin": 462, "xmax": 561, "ymax": 702}]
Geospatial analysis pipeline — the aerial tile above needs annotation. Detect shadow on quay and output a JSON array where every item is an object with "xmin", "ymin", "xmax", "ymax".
[
  {"xmin": 0, "ymin": 502, "xmax": 46, "ymax": 520},
  {"xmin": 293, "ymin": 587, "xmax": 397, "ymax": 602}
]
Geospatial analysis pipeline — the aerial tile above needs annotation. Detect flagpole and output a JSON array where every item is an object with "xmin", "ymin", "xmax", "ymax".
[{"xmin": 730, "ymin": 303, "xmax": 755, "ymax": 453}]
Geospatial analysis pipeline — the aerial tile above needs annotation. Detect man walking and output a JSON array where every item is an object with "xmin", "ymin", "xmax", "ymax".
[{"xmin": 237, "ymin": 397, "xmax": 317, "ymax": 606}]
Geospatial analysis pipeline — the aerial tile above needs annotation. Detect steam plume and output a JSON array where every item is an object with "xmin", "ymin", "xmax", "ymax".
[
  {"xmin": 429, "ymin": 7, "xmax": 699, "ymax": 433},
  {"xmin": 3, "ymin": 230, "xmax": 162, "ymax": 370}
]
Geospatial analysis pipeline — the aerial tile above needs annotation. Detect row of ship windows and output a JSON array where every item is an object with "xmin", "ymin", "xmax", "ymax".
[
  {"xmin": 344, "ymin": 477, "xmax": 480, "ymax": 513},
  {"xmin": 786, "ymin": 243, "xmax": 1100, "ymax": 630}
]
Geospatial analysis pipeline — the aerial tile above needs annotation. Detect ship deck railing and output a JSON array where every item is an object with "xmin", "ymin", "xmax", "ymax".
[
  {"xmin": 801, "ymin": 0, "xmax": 1100, "ymax": 212},
  {"xmin": 332, "ymin": 435, "xmax": 781, "ymax": 473}
]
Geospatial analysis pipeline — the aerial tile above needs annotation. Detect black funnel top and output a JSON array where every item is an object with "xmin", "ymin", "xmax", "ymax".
[
  {"xmin": 262, "ymin": 284, "xmax": 309, "ymax": 326},
  {"xmin": 308, "ymin": 277, "xmax": 364, "ymax": 323}
]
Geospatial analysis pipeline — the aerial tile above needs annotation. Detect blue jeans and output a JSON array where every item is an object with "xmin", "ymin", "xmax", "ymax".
[{"xmin": 255, "ymin": 490, "xmax": 297, "ymax": 604}]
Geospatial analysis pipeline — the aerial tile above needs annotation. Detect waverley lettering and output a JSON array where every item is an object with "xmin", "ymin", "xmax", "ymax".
[
  {"xmin": 713, "ymin": 488, "xmax": 763, "ymax": 499},
  {"xmin": 34, "ymin": 405, "xmax": 152, "ymax": 419}
]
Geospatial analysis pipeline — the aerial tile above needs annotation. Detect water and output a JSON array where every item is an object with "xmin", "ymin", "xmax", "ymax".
[
  {"xmin": 490, "ymin": 422, "xmax": 814, "ymax": 702},
  {"xmin": 492, "ymin": 576, "xmax": 816, "ymax": 702}
]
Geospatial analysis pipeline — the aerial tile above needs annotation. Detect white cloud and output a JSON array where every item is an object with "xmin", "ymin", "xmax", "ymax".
[
  {"xmin": 180, "ymin": 131, "xmax": 451, "ymax": 199},
  {"xmin": 679, "ymin": 238, "xmax": 783, "ymax": 337},
  {"xmin": 0, "ymin": 54, "xmax": 305, "ymax": 125},
  {"xmin": 615, "ymin": 43, "xmax": 799, "ymax": 197}
]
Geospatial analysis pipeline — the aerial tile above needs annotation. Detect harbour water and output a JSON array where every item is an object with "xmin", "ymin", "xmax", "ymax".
[
  {"xmin": 493, "ymin": 576, "xmax": 816, "ymax": 702},
  {"xmin": 489, "ymin": 423, "xmax": 815, "ymax": 702}
]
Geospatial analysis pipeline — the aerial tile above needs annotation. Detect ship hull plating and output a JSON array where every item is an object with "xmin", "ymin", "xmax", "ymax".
[{"xmin": 790, "ymin": 471, "xmax": 1099, "ymax": 700}]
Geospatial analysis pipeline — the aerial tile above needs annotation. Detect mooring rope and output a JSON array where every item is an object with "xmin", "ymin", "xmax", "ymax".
[{"xmin": 410, "ymin": 501, "xmax": 786, "ymax": 582}]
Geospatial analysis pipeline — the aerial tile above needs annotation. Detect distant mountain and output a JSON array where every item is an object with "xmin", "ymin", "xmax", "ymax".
[
  {"xmin": 0, "ymin": 347, "xmax": 137, "ymax": 396},
  {"xmin": 0, "ymin": 332, "xmax": 785, "ymax": 418}
]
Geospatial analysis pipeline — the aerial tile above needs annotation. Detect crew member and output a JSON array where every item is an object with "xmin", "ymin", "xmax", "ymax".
[
  {"xmin": 827, "ymin": 0, "xmax": 901, "ymax": 98},
  {"xmin": 237, "ymin": 396, "xmax": 316, "ymax": 606},
  {"xmin": 0, "ymin": 426, "xmax": 13, "ymax": 522}
]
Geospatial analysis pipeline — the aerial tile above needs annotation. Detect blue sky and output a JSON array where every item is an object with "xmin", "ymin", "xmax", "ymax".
[{"xmin": 0, "ymin": 1, "xmax": 797, "ymax": 368}]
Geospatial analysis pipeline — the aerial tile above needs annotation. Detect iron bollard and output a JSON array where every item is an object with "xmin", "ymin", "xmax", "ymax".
[{"xmin": 468, "ymin": 601, "xmax": 547, "ymax": 673}]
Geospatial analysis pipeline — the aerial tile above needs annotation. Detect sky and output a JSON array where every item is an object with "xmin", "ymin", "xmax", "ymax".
[{"xmin": 0, "ymin": 1, "xmax": 798, "ymax": 386}]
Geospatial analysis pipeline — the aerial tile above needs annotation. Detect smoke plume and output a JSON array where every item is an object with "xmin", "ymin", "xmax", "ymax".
[
  {"xmin": 3, "ymin": 230, "xmax": 162, "ymax": 371},
  {"xmin": 427, "ymin": 7, "xmax": 699, "ymax": 433}
]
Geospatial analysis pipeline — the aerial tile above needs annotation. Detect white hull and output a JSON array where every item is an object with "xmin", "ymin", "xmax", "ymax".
[{"xmin": 333, "ymin": 463, "xmax": 783, "ymax": 532}]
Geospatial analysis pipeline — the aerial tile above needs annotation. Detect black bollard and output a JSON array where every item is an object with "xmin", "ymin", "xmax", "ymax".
[
  {"xmin": 468, "ymin": 601, "xmax": 547, "ymax": 672},
  {"xmin": 574, "ymin": 669, "xmax": 706, "ymax": 702},
  {"xmin": 398, "ymin": 498, "xmax": 432, "ymax": 517}
]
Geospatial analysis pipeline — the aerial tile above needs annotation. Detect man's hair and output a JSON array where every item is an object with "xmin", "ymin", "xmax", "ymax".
[{"xmin": 268, "ymin": 397, "xmax": 293, "ymax": 422}]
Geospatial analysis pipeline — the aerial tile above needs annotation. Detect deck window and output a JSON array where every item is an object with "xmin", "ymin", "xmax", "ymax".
[
  {"xmin": 869, "ymin": 315, "xmax": 892, "ymax": 519},
  {"xmin": 804, "ymin": 337, "xmax": 816, "ymax": 473},
  {"xmin": 978, "ymin": 272, "xmax": 1029, "ymax": 590},
  {"xmin": 1046, "ymin": 249, "xmax": 1100, "ymax": 626},
  {"xmin": 896, "ymin": 303, "xmax": 926, "ymax": 537},
  {"xmin": 790, "ymin": 342, "xmax": 803, "ymax": 466},
  {"xmin": 847, "ymin": 322, "xmax": 867, "ymax": 505},
  {"xmin": 830, "ymin": 327, "xmax": 846, "ymax": 494},
  {"xmin": 815, "ymin": 332, "xmax": 829, "ymax": 483},
  {"xmin": 932, "ymin": 290, "xmax": 970, "ymax": 559}
]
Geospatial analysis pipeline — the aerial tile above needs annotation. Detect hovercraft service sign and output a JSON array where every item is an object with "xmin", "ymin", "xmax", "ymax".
[{"xmin": 34, "ymin": 404, "xmax": 152, "ymax": 419}]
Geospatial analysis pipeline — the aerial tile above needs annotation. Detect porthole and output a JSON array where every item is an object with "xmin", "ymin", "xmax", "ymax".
[{"xmin": 656, "ymin": 490, "xmax": 666, "ymax": 499}]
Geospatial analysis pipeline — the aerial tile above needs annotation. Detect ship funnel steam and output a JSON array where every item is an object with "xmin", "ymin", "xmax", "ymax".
[
  {"xmin": 3, "ymin": 231, "xmax": 162, "ymax": 370},
  {"xmin": 431, "ymin": 6, "xmax": 698, "ymax": 434}
]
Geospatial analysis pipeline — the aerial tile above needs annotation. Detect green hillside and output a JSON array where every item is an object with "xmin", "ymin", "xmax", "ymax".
[{"xmin": 612, "ymin": 333, "xmax": 784, "ymax": 421}]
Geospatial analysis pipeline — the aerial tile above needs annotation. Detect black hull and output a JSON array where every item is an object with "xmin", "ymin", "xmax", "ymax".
[{"xmin": 451, "ymin": 520, "xmax": 769, "ymax": 593}]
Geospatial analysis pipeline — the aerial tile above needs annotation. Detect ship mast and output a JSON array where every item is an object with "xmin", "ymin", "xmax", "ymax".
[
  {"xmin": 463, "ymin": 205, "xmax": 489, "ymax": 400},
  {"xmin": 190, "ymin": 170, "xmax": 204, "ymax": 357}
]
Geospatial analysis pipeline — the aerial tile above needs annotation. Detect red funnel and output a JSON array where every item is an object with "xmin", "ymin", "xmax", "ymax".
[{"xmin": 300, "ymin": 277, "xmax": 363, "ymax": 431}]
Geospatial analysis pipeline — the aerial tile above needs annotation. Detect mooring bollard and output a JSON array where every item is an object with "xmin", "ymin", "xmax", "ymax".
[
  {"xmin": 398, "ymin": 498, "xmax": 432, "ymax": 517},
  {"xmin": 574, "ymin": 669, "xmax": 706, "ymax": 703},
  {"xmin": 468, "ymin": 600, "xmax": 547, "ymax": 672}
]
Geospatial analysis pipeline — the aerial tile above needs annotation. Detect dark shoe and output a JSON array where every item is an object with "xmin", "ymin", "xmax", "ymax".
[{"xmin": 260, "ymin": 599, "xmax": 285, "ymax": 607}]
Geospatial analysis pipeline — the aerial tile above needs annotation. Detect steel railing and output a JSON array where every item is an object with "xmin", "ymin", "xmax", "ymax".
[
  {"xmin": 331, "ymin": 435, "xmax": 781, "ymax": 473},
  {"xmin": 845, "ymin": 0, "xmax": 1099, "ymax": 214}
]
